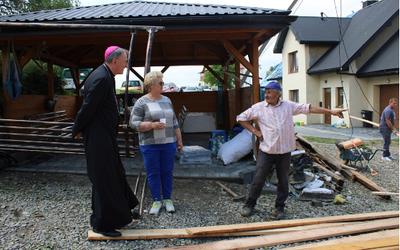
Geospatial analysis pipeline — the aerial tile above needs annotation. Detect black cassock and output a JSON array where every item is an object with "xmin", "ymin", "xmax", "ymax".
[{"xmin": 72, "ymin": 64, "xmax": 139, "ymax": 232}]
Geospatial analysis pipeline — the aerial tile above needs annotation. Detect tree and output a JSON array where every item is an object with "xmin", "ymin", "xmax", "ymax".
[
  {"xmin": 0, "ymin": 0, "xmax": 81, "ymax": 15},
  {"xmin": 21, "ymin": 60, "xmax": 71, "ymax": 96},
  {"xmin": 265, "ymin": 65, "xmax": 275, "ymax": 77},
  {"xmin": 203, "ymin": 65, "xmax": 236, "ymax": 90}
]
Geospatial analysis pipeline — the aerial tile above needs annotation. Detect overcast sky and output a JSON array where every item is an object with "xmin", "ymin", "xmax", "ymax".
[{"xmin": 79, "ymin": 0, "xmax": 364, "ymax": 88}]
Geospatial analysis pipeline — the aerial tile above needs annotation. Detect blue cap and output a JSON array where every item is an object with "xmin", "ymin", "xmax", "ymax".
[{"xmin": 264, "ymin": 81, "xmax": 281, "ymax": 91}]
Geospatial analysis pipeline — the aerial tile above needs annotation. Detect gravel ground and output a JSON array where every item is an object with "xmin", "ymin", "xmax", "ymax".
[{"xmin": 0, "ymin": 143, "xmax": 398, "ymax": 250}]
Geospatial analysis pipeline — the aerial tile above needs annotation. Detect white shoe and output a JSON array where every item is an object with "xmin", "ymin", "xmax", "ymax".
[
  {"xmin": 163, "ymin": 199, "xmax": 175, "ymax": 213},
  {"xmin": 389, "ymin": 155, "xmax": 397, "ymax": 160},
  {"xmin": 381, "ymin": 156, "xmax": 392, "ymax": 161},
  {"xmin": 149, "ymin": 201, "xmax": 162, "ymax": 215}
]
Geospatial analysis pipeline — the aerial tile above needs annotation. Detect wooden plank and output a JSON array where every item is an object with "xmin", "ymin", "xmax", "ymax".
[
  {"xmin": 349, "ymin": 115, "xmax": 380, "ymax": 127},
  {"xmin": 372, "ymin": 192, "xmax": 399, "ymax": 196},
  {"xmin": 293, "ymin": 238, "xmax": 399, "ymax": 250},
  {"xmin": 88, "ymin": 221, "xmax": 355, "ymax": 240},
  {"xmin": 160, "ymin": 218, "xmax": 399, "ymax": 250},
  {"xmin": 296, "ymin": 135, "xmax": 356, "ymax": 175},
  {"xmin": 186, "ymin": 211, "xmax": 399, "ymax": 235},
  {"xmin": 350, "ymin": 170, "xmax": 388, "ymax": 193},
  {"xmin": 283, "ymin": 229, "xmax": 399, "ymax": 250}
]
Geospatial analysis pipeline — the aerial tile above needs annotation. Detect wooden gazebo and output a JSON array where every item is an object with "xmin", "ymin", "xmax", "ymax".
[{"xmin": 0, "ymin": 1, "xmax": 296, "ymax": 123}]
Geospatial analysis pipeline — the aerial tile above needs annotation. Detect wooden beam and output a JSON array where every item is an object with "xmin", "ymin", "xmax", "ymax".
[
  {"xmin": 251, "ymin": 35, "xmax": 259, "ymax": 104},
  {"xmin": 204, "ymin": 65, "xmax": 223, "ymax": 84},
  {"xmin": 192, "ymin": 41, "xmax": 227, "ymax": 59},
  {"xmin": 296, "ymin": 135, "xmax": 356, "ymax": 173},
  {"xmin": 283, "ymin": 229, "xmax": 399, "ymax": 250},
  {"xmin": 235, "ymin": 60, "xmax": 241, "ymax": 122},
  {"xmin": 302, "ymin": 237, "xmax": 399, "ymax": 250},
  {"xmin": 130, "ymin": 67, "xmax": 144, "ymax": 82},
  {"xmin": 372, "ymin": 192, "xmax": 399, "ymax": 196},
  {"xmin": 19, "ymin": 46, "xmax": 35, "ymax": 69},
  {"xmin": 350, "ymin": 170, "xmax": 388, "ymax": 193},
  {"xmin": 221, "ymin": 39, "xmax": 253, "ymax": 74},
  {"xmin": 350, "ymin": 115, "xmax": 379, "ymax": 127},
  {"xmin": 161, "ymin": 66, "xmax": 170, "ymax": 74},
  {"xmin": 162, "ymin": 218, "xmax": 399, "ymax": 250},
  {"xmin": 37, "ymin": 49, "xmax": 78, "ymax": 68},
  {"xmin": 88, "ymin": 221, "xmax": 358, "ymax": 241},
  {"xmin": 186, "ymin": 211, "xmax": 399, "ymax": 235},
  {"xmin": 47, "ymin": 60, "xmax": 54, "ymax": 100}
]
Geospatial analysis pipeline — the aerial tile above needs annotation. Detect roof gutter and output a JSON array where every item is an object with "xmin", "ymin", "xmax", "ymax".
[{"xmin": 0, "ymin": 22, "xmax": 165, "ymax": 31}]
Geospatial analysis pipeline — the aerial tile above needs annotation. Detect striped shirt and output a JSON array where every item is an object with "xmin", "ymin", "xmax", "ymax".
[
  {"xmin": 130, "ymin": 95, "xmax": 179, "ymax": 146},
  {"xmin": 236, "ymin": 99, "xmax": 310, "ymax": 154}
]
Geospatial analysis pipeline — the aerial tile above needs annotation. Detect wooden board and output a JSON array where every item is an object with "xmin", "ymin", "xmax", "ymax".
[
  {"xmin": 372, "ymin": 192, "xmax": 399, "ymax": 196},
  {"xmin": 283, "ymin": 229, "xmax": 399, "ymax": 250},
  {"xmin": 159, "ymin": 218, "xmax": 399, "ymax": 250},
  {"xmin": 185, "ymin": 210, "xmax": 399, "ymax": 235},
  {"xmin": 349, "ymin": 115, "xmax": 380, "ymax": 127},
  {"xmin": 294, "ymin": 237, "xmax": 399, "ymax": 250},
  {"xmin": 350, "ymin": 170, "xmax": 388, "ymax": 193},
  {"xmin": 87, "ymin": 221, "xmax": 354, "ymax": 240}
]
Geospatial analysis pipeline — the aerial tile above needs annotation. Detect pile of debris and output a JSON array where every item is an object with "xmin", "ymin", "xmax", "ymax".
[{"xmin": 263, "ymin": 135, "xmax": 392, "ymax": 202}]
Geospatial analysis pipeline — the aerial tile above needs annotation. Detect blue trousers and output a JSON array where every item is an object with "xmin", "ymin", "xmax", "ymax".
[
  {"xmin": 246, "ymin": 150, "xmax": 291, "ymax": 208},
  {"xmin": 379, "ymin": 127, "xmax": 392, "ymax": 157},
  {"xmin": 140, "ymin": 142, "xmax": 176, "ymax": 202}
]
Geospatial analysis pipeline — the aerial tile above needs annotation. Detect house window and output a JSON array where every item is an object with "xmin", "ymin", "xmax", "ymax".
[
  {"xmin": 337, "ymin": 87, "xmax": 344, "ymax": 108},
  {"xmin": 289, "ymin": 51, "xmax": 298, "ymax": 73},
  {"xmin": 289, "ymin": 89, "xmax": 299, "ymax": 103}
]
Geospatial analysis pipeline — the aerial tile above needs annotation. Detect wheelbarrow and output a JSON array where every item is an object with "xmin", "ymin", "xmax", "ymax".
[{"xmin": 335, "ymin": 138, "xmax": 383, "ymax": 176}]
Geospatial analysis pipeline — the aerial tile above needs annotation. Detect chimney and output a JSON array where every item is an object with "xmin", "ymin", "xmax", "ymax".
[{"xmin": 363, "ymin": 0, "xmax": 378, "ymax": 8}]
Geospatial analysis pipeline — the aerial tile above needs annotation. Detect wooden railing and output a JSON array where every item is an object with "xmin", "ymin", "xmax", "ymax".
[{"xmin": 0, "ymin": 118, "xmax": 137, "ymax": 157}]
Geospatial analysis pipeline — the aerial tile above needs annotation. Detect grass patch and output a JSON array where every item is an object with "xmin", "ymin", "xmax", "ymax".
[{"xmin": 302, "ymin": 135, "xmax": 399, "ymax": 147}]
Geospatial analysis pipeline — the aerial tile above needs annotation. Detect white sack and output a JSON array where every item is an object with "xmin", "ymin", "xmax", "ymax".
[{"xmin": 217, "ymin": 129, "xmax": 252, "ymax": 165}]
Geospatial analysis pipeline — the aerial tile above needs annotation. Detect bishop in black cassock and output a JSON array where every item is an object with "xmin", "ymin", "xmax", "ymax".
[{"xmin": 71, "ymin": 46, "xmax": 138, "ymax": 237}]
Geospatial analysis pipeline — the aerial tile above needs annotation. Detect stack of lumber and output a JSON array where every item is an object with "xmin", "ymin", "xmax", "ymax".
[
  {"xmin": 0, "ymin": 118, "xmax": 136, "ymax": 157},
  {"xmin": 88, "ymin": 211, "xmax": 399, "ymax": 250}
]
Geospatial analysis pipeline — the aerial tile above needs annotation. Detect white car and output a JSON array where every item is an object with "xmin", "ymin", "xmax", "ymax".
[
  {"xmin": 199, "ymin": 85, "xmax": 211, "ymax": 91},
  {"xmin": 183, "ymin": 86, "xmax": 198, "ymax": 92}
]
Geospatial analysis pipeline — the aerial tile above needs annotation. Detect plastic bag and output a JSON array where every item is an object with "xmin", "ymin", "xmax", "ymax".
[{"xmin": 332, "ymin": 119, "xmax": 348, "ymax": 128}]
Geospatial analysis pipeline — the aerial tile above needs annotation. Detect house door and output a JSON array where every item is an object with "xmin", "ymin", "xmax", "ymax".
[
  {"xmin": 324, "ymin": 88, "xmax": 331, "ymax": 124},
  {"xmin": 380, "ymin": 84, "xmax": 399, "ymax": 129}
]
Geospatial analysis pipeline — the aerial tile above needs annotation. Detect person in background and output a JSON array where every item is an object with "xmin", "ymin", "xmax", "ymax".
[
  {"xmin": 379, "ymin": 98, "xmax": 398, "ymax": 161},
  {"xmin": 72, "ymin": 46, "xmax": 139, "ymax": 237},
  {"xmin": 236, "ymin": 81, "xmax": 345, "ymax": 220},
  {"xmin": 130, "ymin": 71, "xmax": 183, "ymax": 215}
]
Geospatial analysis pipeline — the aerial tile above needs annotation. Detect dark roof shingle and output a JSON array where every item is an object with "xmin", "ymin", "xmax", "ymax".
[
  {"xmin": 307, "ymin": 0, "xmax": 399, "ymax": 74},
  {"xmin": 357, "ymin": 31, "xmax": 399, "ymax": 77},
  {"xmin": 0, "ymin": 1, "xmax": 291, "ymax": 22}
]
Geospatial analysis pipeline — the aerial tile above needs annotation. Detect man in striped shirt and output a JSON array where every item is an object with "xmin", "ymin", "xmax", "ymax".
[{"xmin": 237, "ymin": 81, "xmax": 345, "ymax": 219}]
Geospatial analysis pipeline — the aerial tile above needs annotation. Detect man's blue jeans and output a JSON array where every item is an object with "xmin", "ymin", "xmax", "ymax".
[
  {"xmin": 379, "ymin": 127, "xmax": 392, "ymax": 157},
  {"xmin": 246, "ymin": 150, "xmax": 291, "ymax": 208}
]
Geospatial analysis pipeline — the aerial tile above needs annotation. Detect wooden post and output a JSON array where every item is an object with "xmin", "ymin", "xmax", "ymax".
[
  {"xmin": 2, "ymin": 42, "xmax": 12, "ymax": 118},
  {"xmin": 235, "ymin": 60, "xmax": 241, "ymax": 125},
  {"xmin": 47, "ymin": 60, "xmax": 54, "ymax": 100}
]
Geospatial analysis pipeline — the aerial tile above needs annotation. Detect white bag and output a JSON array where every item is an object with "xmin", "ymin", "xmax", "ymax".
[{"xmin": 217, "ymin": 129, "xmax": 252, "ymax": 165}]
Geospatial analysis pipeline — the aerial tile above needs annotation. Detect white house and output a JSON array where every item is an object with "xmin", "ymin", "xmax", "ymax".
[{"xmin": 273, "ymin": 0, "xmax": 399, "ymax": 128}]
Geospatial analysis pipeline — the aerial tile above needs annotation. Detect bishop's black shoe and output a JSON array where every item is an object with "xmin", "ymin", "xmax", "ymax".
[{"xmin": 93, "ymin": 229, "xmax": 122, "ymax": 237}]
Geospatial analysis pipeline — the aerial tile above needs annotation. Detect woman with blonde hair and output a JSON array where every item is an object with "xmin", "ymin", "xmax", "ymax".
[{"xmin": 130, "ymin": 71, "xmax": 183, "ymax": 215}]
